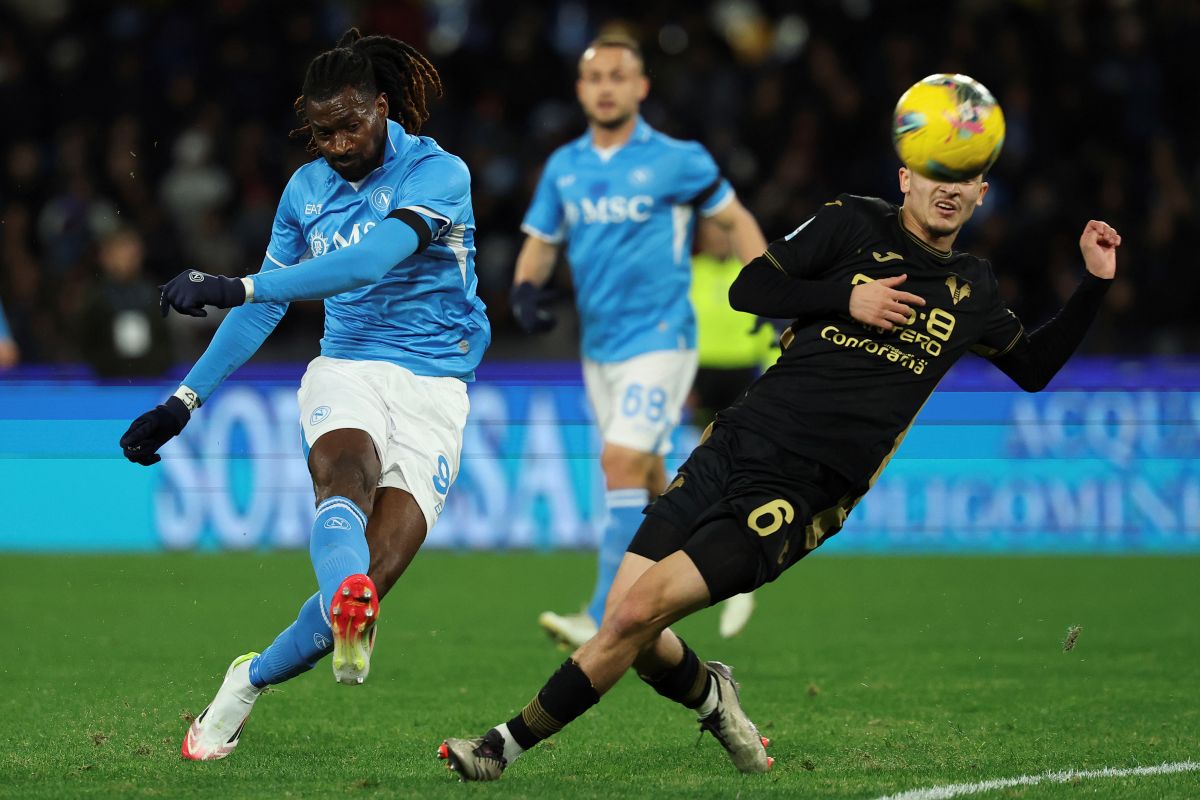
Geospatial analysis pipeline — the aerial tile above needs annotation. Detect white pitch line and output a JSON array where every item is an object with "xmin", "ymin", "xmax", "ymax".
[{"xmin": 873, "ymin": 761, "xmax": 1200, "ymax": 800}]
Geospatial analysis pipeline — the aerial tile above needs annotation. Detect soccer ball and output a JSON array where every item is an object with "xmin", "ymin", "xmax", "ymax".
[{"xmin": 892, "ymin": 73, "xmax": 1005, "ymax": 182}]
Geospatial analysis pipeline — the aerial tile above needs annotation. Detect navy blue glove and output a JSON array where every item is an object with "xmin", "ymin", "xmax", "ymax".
[
  {"xmin": 511, "ymin": 281, "xmax": 557, "ymax": 334},
  {"xmin": 160, "ymin": 270, "xmax": 246, "ymax": 317},
  {"xmin": 120, "ymin": 396, "xmax": 190, "ymax": 466}
]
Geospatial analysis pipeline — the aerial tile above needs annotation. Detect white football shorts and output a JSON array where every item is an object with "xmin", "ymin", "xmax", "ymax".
[
  {"xmin": 583, "ymin": 349, "xmax": 698, "ymax": 456},
  {"xmin": 297, "ymin": 356, "xmax": 470, "ymax": 533}
]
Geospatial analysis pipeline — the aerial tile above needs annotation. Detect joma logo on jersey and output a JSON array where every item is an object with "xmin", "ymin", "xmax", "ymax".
[
  {"xmin": 566, "ymin": 195, "xmax": 653, "ymax": 225},
  {"xmin": 309, "ymin": 222, "xmax": 376, "ymax": 256}
]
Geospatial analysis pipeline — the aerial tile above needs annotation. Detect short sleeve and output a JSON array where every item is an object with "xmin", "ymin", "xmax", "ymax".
[
  {"xmin": 265, "ymin": 173, "xmax": 308, "ymax": 268},
  {"xmin": 521, "ymin": 155, "xmax": 565, "ymax": 243},
  {"xmin": 672, "ymin": 142, "xmax": 732, "ymax": 216},
  {"xmin": 970, "ymin": 266, "xmax": 1026, "ymax": 358},
  {"xmin": 392, "ymin": 153, "xmax": 472, "ymax": 241},
  {"xmin": 762, "ymin": 195, "xmax": 861, "ymax": 279}
]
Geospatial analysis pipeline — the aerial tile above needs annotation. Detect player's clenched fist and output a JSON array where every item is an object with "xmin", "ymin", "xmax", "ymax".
[
  {"xmin": 1079, "ymin": 220, "xmax": 1121, "ymax": 280},
  {"xmin": 160, "ymin": 270, "xmax": 247, "ymax": 317},
  {"xmin": 848, "ymin": 273, "xmax": 926, "ymax": 331},
  {"xmin": 119, "ymin": 396, "xmax": 191, "ymax": 466}
]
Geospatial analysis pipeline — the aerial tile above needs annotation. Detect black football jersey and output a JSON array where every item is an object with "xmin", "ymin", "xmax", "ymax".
[{"xmin": 720, "ymin": 193, "xmax": 1025, "ymax": 486}]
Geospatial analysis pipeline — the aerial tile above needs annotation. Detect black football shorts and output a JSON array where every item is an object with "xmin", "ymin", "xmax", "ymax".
[{"xmin": 630, "ymin": 422, "xmax": 856, "ymax": 603}]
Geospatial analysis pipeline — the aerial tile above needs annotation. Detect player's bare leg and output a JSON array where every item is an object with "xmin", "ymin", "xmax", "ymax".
[
  {"xmin": 365, "ymin": 487, "xmax": 428, "ymax": 598},
  {"xmin": 308, "ymin": 430, "xmax": 382, "ymax": 685},
  {"xmin": 539, "ymin": 443, "xmax": 663, "ymax": 648},
  {"xmin": 442, "ymin": 551, "xmax": 771, "ymax": 779}
]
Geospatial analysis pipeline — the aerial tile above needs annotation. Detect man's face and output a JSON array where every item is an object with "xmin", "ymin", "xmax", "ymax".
[
  {"xmin": 306, "ymin": 86, "xmax": 389, "ymax": 182},
  {"xmin": 576, "ymin": 46, "xmax": 648, "ymax": 130},
  {"xmin": 899, "ymin": 167, "xmax": 989, "ymax": 239}
]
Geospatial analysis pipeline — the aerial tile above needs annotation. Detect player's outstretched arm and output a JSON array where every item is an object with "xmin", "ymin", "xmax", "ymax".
[
  {"xmin": 511, "ymin": 235, "xmax": 560, "ymax": 334},
  {"xmin": 120, "ymin": 257, "xmax": 290, "ymax": 466},
  {"xmin": 158, "ymin": 215, "xmax": 430, "ymax": 314},
  {"xmin": 989, "ymin": 220, "xmax": 1121, "ymax": 392}
]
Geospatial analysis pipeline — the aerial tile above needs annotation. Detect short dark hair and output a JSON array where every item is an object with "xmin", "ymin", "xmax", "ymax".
[
  {"xmin": 580, "ymin": 33, "xmax": 644, "ymax": 71},
  {"xmin": 290, "ymin": 28, "xmax": 443, "ymax": 153}
]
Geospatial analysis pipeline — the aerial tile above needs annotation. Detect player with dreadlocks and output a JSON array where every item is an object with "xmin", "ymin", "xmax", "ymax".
[{"xmin": 120, "ymin": 29, "xmax": 490, "ymax": 760}]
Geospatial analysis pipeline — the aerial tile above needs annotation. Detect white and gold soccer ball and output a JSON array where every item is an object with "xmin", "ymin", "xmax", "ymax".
[{"xmin": 892, "ymin": 73, "xmax": 1005, "ymax": 182}]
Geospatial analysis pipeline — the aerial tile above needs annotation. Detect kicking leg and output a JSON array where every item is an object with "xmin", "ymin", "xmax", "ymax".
[
  {"xmin": 304, "ymin": 429, "xmax": 382, "ymax": 685},
  {"xmin": 182, "ymin": 430, "xmax": 380, "ymax": 759},
  {"xmin": 364, "ymin": 486, "xmax": 428, "ymax": 598},
  {"xmin": 441, "ymin": 548, "xmax": 767, "ymax": 779}
]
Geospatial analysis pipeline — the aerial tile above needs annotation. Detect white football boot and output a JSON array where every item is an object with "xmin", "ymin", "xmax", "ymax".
[
  {"xmin": 438, "ymin": 729, "xmax": 509, "ymax": 781},
  {"xmin": 698, "ymin": 661, "xmax": 773, "ymax": 773},
  {"xmin": 181, "ymin": 652, "xmax": 263, "ymax": 761},
  {"xmin": 718, "ymin": 592, "xmax": 757, "ymax": 638},
  {"xmin": 537, "ymin": 610, "xmax": 598, "ymax": 649}
]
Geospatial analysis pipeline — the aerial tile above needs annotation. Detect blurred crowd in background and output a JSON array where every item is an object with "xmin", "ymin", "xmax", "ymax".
[{"xmin": 0, "ymin": 0, "xmax": 1196, "ymax": 376}]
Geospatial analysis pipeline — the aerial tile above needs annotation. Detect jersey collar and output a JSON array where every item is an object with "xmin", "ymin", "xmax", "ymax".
[
  {"xmin": 383, "ymin": 119, "xmax": 411, "ymax": 166},
  {"xmin": 897, "ymin": 207, "xmax": 954, "ymax": 259},
  {"xmin": 574, "ymin": 115, "xmax": 654, "ymax": 156},
  {"xmin": 335, "ymin": 119, "xmax": 411, "ymax": 191}
]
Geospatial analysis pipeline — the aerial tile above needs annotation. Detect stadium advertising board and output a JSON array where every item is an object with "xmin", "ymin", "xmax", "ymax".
[{"xmin": 0, "ymin": 359, "xmax": 1196, "ymax": 552}]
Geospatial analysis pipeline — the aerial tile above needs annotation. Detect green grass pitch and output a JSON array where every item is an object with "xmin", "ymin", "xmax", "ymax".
[{"xmin": 1, "ymin": 552, "xmax": 1196, "ymax": 799}]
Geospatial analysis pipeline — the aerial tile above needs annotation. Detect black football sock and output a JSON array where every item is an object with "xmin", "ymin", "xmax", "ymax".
[
  {"xmin": 637, "ymin": 637, "xmax": 714, "ymax": 710},
  {"xmin": 503, "ymin": 658, "xmax": 601, "ymax": 751}
]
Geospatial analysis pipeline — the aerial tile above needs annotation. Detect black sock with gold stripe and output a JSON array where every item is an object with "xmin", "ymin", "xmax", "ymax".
[
  {"xmin": 504, "ymin": 658, "xmax": 600, "ymax": 750},
  {"xmin": 638, "ymin": 637, "xmax": 713, "ymax": 709}
]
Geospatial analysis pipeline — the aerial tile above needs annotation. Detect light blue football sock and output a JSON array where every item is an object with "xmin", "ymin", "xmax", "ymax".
[
  {"xmin": 586, "ymin": 489, "xmax": 650, "ymax": 625},
  {"xmin": 309, "ymin": 495, "xmax": 370, "ymax": 608},
  {"xmin": 248, "ymin": 592, "xmax": 332, "ymax": 687}
]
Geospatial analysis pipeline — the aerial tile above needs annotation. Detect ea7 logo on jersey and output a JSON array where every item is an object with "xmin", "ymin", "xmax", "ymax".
[
  {"xmin": 304, "ymin": 203, "xmax": 323, "ymax": 215},
  {"xmin": 565, "ymin": 195, "xmax": 653, "ymax": 225}
]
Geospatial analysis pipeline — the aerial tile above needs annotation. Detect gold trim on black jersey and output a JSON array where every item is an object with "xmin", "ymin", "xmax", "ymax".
[
  {"xmin": 995, "ymin": 325, "xmax": 1025, "ymax": 357},
  {"xmin": 897, "ymin": 208, "xmax": 953, "ymax": 259}
]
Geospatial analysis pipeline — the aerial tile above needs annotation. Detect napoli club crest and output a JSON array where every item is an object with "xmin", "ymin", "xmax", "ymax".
[{"xmin": 370, "ymin": 186, "xmax": 394, "ymax": 216}]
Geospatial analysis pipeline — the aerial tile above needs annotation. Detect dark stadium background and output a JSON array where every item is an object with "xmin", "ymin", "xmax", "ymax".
[{"xmin": 1, "ymin": 0, "xmax": 1196, "ymax": 369}]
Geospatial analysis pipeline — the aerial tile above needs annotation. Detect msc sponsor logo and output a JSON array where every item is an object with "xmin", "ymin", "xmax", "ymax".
[
  {"xmin": 309, "ymin": 222, "xmax": 377, "ymax": 256},
  {"xmin": 310, "ymin": 405, "xmax": 331, "ymax": 425},
  {"xmin": 309, "ymin": 231, "xmax": 330, "ymax": 257},
  {"xmin": 565, "ymin": 195, "xmax": 653, "ymax": 225}
]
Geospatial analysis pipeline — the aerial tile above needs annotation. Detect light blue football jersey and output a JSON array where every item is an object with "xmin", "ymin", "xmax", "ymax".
[
  {"xmin": 267, "ymin": 119, "xmax": 490, "ymax": 379},
  {"xmin": 522, "ymin": 116, "xmax": 733, "ymax": 362}
]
